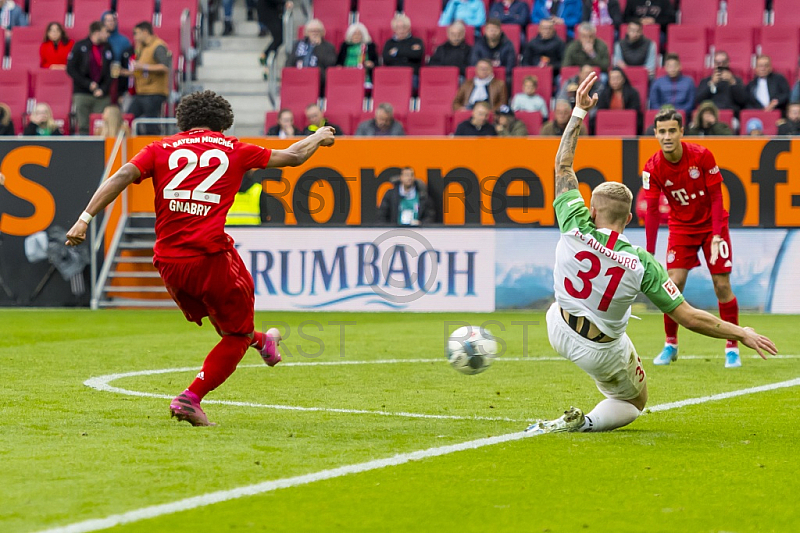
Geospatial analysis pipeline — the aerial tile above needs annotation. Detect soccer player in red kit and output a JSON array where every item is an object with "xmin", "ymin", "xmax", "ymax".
[
  {"xmin": 643, "ymin": 109, "xmax": 741, "ymax": 368},
  {"xmin": 65, "ymin": 91, "xmax": 336, "ymax": 425}
]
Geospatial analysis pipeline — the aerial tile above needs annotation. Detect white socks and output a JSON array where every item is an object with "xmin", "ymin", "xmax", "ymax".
[{"xmin": 581, "ymin": 399, "xmax": 641, "ymax": 432}]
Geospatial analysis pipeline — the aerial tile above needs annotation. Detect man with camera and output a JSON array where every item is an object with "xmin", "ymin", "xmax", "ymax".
[{"xmin": 696, "ymin": 51, "xmax": 749, "ymax": 116}]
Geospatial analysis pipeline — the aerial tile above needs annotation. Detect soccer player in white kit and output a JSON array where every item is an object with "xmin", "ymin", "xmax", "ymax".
[{"xmin": 526, "ymin": 73, "xmax": 778, "ymax": 435}]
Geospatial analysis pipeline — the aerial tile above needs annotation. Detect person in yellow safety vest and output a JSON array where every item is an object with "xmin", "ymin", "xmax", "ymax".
[{"xmin": 226, "ymin": 172, "xmax": 263, "ymax": 225}]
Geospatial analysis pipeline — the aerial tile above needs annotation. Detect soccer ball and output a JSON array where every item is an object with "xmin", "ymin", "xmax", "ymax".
[{"xmin": 446, "ymin": 326, "xmax": 498, "ymax": 375}]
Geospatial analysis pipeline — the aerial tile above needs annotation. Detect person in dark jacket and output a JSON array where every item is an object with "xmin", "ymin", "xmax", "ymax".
[
  {"xmin": 67, "ymin": 21, "xmax": 113, "ymax": 135},
  {"xmin": 377, "ymin": 167, "xmax": 436, "ymax": 226},
  {"xmin": 745, "ymin": 55, "xmax": 791, "ymax": 112},
  {"xmin": 266, "ymin": 109, "xmax": 300, "ymax": 137},
  {"xmin": 582, "ymin": 0, "xmax": 623, "ymax": 28},
  {"xmin": 623, "ymin": 0, "xmax": 675, "ymax": 40},
  {"xmin": 469, "ymin": 18, "xmax": 517, "ymax": 80},
  {"xmin": 488, "ymin": 1, "xmax": 529, "ymax": 28},
  {"xmin": 302, "ymin": 104, "xmax": 344, "ymax": 136},
  {"xmin": 595, "ymin": 67, "xmax": 642, "ymax": 132},
  {"xmin": 521, "ymin": 18, "xmax": 565, "ymax": 72},
  {"xmin": 337, "ymin": 23, "xmax": 379, "ymax": 88},
  {"xmin": 428, "ymin": 20, "xmax": 472, "ymax": 77},
  {"xmin": 0, "ymin": 103, "xmax": 15, "ymax": 135},
  {"xmin": 23, "ymin": 103, "xmax": 63, "ymax": 136},
  {"xmin": 777, "ymin": 103, "xmax": 800, "ymax": 135},
  {"xmin": 288, "ymin": 18, "xmax": 337, "ymax": 90},
  {"xmin": 382, "ymin": 14, "xmax": 425, "ymax": 76},
  {"xmin": 696, "ymin": 51, "xmax": 749, "ymax": 116},
  {"xmin": 454, "ymin": 101, "xmax": 498, "ymax": 136}
]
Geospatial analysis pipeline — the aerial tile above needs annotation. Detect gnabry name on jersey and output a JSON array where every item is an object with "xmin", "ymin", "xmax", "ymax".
[
  {"xmin": 169, "ymin": 200, "xmax": 212, "ymax": 216},
  {"xmin": 165, "ymin": 136, "xmax": 234, "ymax": 149},
  {"xmin": 572, "ymin": 229, "xmax": 639, "ymax": 270}
]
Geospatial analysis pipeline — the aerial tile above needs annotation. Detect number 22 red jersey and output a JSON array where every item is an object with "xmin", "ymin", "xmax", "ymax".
[
  {"xmin": 642, "ymin": 141, "xmax": 726, "ymax": 234},
  {"xmin": 129, "ymin": 129, "xmax": 272, "ymax": 259}
]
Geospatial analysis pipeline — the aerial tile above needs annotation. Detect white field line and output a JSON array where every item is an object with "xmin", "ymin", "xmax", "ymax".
[{"xmin": 41, "ymin": 376, "xmax": 800, "ymax": 533}]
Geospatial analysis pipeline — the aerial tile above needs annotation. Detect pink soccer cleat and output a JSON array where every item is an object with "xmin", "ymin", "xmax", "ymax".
[
  {"xmin": 169, "ymin": 391, "xmax": 216, "ymax": 426},
  {"xmin": 259, "ymin": 327, "xmax": 282, "ymax": 367}
]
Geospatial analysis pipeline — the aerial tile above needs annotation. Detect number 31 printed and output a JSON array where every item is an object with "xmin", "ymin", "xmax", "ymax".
[{"xmin": 564, "ymin": 251, "xmax": 625, "ymax": 312}]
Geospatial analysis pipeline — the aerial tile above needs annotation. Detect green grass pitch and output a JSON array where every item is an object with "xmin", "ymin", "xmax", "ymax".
[{"xmin": 1, "ymin": 309, "xmax": 799, "ymax": 533}]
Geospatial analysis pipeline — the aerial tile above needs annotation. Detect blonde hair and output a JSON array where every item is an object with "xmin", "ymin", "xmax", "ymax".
[
  {"xmin": 345, "ymin": 22, "xmax": 372, "ymax": 44},
  {"xmin": 0, "ymin": 103, "xmax": 11, "ymax": 127},
  {"xmin": 32, "ymin": 103, "xmax": 58, "ymax": 133},
  {"xmin": 97, "ymin": 105, "xmax": 130, "ymax": 138},
  {"xmin": 591, "ymin": 182, "xmax": 633, "ymax": 225}
]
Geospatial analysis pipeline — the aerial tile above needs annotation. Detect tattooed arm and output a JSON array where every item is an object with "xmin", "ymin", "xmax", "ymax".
[{"xmin": 555, "ymin": 72, "xmax": 599, "ymax": 197}]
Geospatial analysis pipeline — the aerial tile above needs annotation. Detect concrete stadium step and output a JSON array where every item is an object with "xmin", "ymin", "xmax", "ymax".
[
  {"xmin": 118, "ymin": 241, "xmax": 156, "ymax": 250},
  {"xmin": 108, "ymin": 272, "xmax": 161, "ymax": 279},
  {"xmin": 97, "ymin": 298, "xmax": 176, "ymax": 308},
  {"xmin": 103, "ymin": 286, "xmax": 167, "ymax": 293},
  {"xmin": 123, "ymin": 227, "xmax": 156, "ymax": 235},
  {"xmin": 114, "ymin": 256, "xmax": 154, "ymax": 264}
]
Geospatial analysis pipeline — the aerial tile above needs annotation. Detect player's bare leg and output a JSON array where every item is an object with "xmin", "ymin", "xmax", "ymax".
[
  {"xmin": 655, "ymin": 268, "xmax": 688, "ymax": 365},
  {"xmin": 712, "ymin": 273, "xmax": 741, "ymax": 367}
]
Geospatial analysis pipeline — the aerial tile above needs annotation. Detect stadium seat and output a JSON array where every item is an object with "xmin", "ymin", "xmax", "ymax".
[
  {"xmin": 500, "ymin": 24, "xmax": 522, "ymax": 54},
  {"xmin": 595, "ymin": 110, "xmax": 637, "ymax": 136},
  {"xmin": 323, "ymin": 109, "xmax": 355, "ymax": 135},
  {"xmin": 620, "ymin": 23, "xmax": 661, "ymax": 52},
  {"xmin": 428, "ymin": 25, "xmax": 474, "ymax": 57},
  {"xmin": 155, "ymin": 24, "xmax": 183, "ymax": 71},
  {"xmin": 0, "ymin": 69, "xmax": 30, "ymax": 134},
  {"xmin": 324, "ymin": 67, "xmax": 366, "ymax": 114},
  {"xmin": 712, "ymin": 26, "xmax": 756, "ymax": 81},
  {"xmin": 739, "ymin": 109, "xmax": 781, "ymax": 135},
  {"xmin": 677, "ymin": 0, "xmax": 719, "ymax": 27},
  {"xmin": 622, "ymin": 66, "xmax": 649, "ymax": 112},
  {"xmin": 405, "ymin": 111, "xmax": 448, "ymax": 135},
  {"xmin": 8, "ymin": 27, "xmax": 45, "ymax": 69},
  {"xmin": 645, "ymin": 108, "xmax": 686, "ymax": 130},
  {"xmin": 771, "ymin": 0, "xmax": 800, "ymax": 26},
  {"xmin": 758, "ymin": 26, "xmax": 799, "ymax": 82},
  {"xmin": 512, "ymin": 66, "xmax": 553, "ymax": 100},
  {"xmin": 417, "ymin": 66, "xmax": 460, "ymax": 112},
  {"xmin": 157, "ymin": 0, "xmax": 199, "ymax": 29},
  {"xmin": 115, "ymin": 0, "xmax": 157, "ymax": 38},
  {"xmin": 466, "ymin": 65, "xmax": 506, "ymax": 81},
  {"xmin": 70, "ymin": 0, "xmax": 112, "ymax": 32},
  {"xmin": 372, "ymin": 66, "xmax": 413, "ymax": 113},
  {"xmin": 356, "ymin": 0, "xmax": 399, "ymax": 40},
  {"xmin": 312, "ymin": 0, "xmax": 351, "ymax": 43},
  {"xmin": 526, "ymin": 23, "xmax": 567, "ymax": 44},
  {"xmin": 279, "ymin": 68, "xmax": 321, "ymax": 118},
  {"xmin": 89, "ymin": 111, "xmax": 134, "ymax": 135},
  {"xmin": 0, "ymin": 29, "xmax": 5, "ymax": 69},
  {"xmin": 515, "ymin": 111, "xmax": 543, "ymax": 135},
  {"xmin": 723, "ymin": 0, "xmax": 766, "ymax": 26},
  {"xmin": 32, "ymin": 68, "xmax": 73, "ymax": 133},
  {"xmin": 666, "ymin": 25, "xmax": 711, "ymax": 76},
  {"xmin": 594, "ymin": 24, "xmax": 614, "ymax": 54},
  {"xmin": 402, "ymin": 0, "xmax": 441, "ymax": 39},
  {"xmin": 27, "ymin": 0, "xmax": 69, "ymax": 28}
]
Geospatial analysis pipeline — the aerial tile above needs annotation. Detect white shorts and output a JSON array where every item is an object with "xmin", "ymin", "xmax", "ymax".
[{"xmin": 546, "ymin": 303, "xmax": 646, "ymax": 401}]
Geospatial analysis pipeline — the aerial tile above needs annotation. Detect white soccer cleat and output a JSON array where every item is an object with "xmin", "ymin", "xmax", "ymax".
[
  {"xmin": 725, "ymin": 348, "xmax": 742, "ymax": 368},
  {"xmin": 525, "ymin": 407, "xmax": 585, "ymax": 435}
]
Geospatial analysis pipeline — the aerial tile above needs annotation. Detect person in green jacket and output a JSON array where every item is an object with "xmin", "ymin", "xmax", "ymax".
[
  {"xmin": 494, "ymin": 105, "xmax": 528, "ymax": 136},
  {"xmin": 563, "ymin": 22, "xmax": 610, "ymax": 71},
  {"xmin": 685, "ymin": 101, "xmax": 733, "ymax": 136}
]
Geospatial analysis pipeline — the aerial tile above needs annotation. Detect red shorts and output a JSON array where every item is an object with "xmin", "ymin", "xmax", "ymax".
[
  {"xmin": 666, "ymin": 226, "xmax": 733, "ymax": 275},
  {"xmin": 154, "ymin": 248, "xmax": 255, "ymax": 335}
]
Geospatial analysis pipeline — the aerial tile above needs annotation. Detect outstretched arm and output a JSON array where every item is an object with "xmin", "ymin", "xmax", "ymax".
[
  {"xmin": 266, "ymin": 126, "xmax": 335, "ymax": 168},
  {"xmin": 555, "ymin": 72, "xmax": 598, "ymax": 196}
]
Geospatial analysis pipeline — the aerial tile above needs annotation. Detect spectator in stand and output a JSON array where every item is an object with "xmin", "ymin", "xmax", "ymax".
[
  {"xmin": 521, "ymin": 17, "xmax": 565, "ymax": 73},
  {"xmin": 258, "ymin": 1, "xmax": 293, "ymax": 79},
  {"xmin": 623, "ymin": 0, "xmax": 674, "ymax": 38},
  {"xmin": 696, "ymin": 52, "xmax": 749, "ymax": 116},
  {"xmin": 337, "ymin": 23, "xmax": 378, "ymax": 89},
  {"xmin": 453, "ymin": 59, "xmax": 508, "ymax": 111},
  {"xmin": 613, "ymin": 19, "xmax": 656, "ymax": 77},
  {"xmin": 685, "ymin": 101, "xmax": 733, "ymax": 136},
  {"xmin": 563, "ymin": 22, "xmax": 610, "ymax": 71},
  {"xmin": 94, "ymin": 104, "xmax": 130, "ymax": 138},
  {"xmin": 40, "ymin": 22, "xmax": 74, "ymax": 70},
  {"xmin": 23, "ymin": 103, "xmax": 62, "ymax": 136},
  {"xmin": 0, "ymin": 103, "xmax": 15, "ymax": 135},
  {"xmin": 67, "ymin": 21, "xmax": 113, "ymax": 136},
  {"xmin": 428, "ymin": 20, "xmax": 472, "ymax": 77},
  {"xmin": 438, "ymin": 0, "xmax": 487, "ymax": 28},
  {"xmin": 0, "ymin": 0, "xmax": 27, "ymax": 29},
  {"xmin": 382, "ymin": 14, "xmax": 425, "ymax": 77},
  {"xmin": 532, "ymin": 0, "xmax": 583, "ymax": 39},
  {"xmin": 469, "ymin": 18, "xmax": 517, "ymax": 80},
  {"xmin": 288, "ymin": 19, "xmax": 337, "ymax": 89},
  {"xmin": 745, "ymin": 117, "xmax": 764, "ymax": 136},
  {"xmin": 377, "ymin": 167, "xmax": 435, "ymax": 226},
  {"xmin": 122, "ymin": 22, "xmax": 172, "ymax": 134},
  {"xmin": 355, "ymin": 103, "xmax": 406, "ymax": 136},
  {"xmin": 746, "ymin": 55, "xmax": 790, "ymax": 113},
  {"xmin": 488, "ymin": 1, "xmax": 529, "ymax": 29},
  {"xmin": 302, "ymin": 104, "xmax": 344, "ymax": 136},
  {"xmin": 511, "ymin": 75, "xmax": 549, "ymax": 117},
  {"xmin": 556, "ymin": 64, "xmax": 601, "ymax": 109},
  {"xmin": 494, "ymin": 105, "xmax": 528, "ymax": 136},
  {"xmin": 266, "ymin": 109, "xmax": 300, "ymax": 137},
  {"xmin": 541, "ymin": 99, "xmax": 588, "ymax": 135},
  {"xmin": 101, "ymin": 12, "xmax": 131, "ymax": 62},
  {"xmin": 649, "ymin": 53, "xmax": 694, "ymax": 114},
  {"xmin": 582, "ymin": 0, "xmax": 623, "ymax": 28},
  {"xmin": 596, "ymin": 67, "xmax": 642, "ymax": 132},
  {"xmin": 778, "ymin": 103, "xmax": 800, "ymax": 135},
  {"xmin": 454, "ymin": 101, "xmax": 497, "ymax": 136}
]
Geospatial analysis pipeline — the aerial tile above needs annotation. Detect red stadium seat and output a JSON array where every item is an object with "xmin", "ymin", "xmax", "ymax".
[
  {"xmin": 322, "ymin": 109, "xmax": 355, "ymax": 135},
  {"xmin": 402, "ymin": 0, "xmax": 441, "ymax": 38},
  {"xmin": 758, "ymin": 26, "xmax": 799, "ymax": 82},
  {"xmin": 157, "ymin": 0, "xmax": 199, "ymax": 29},
  {"xmin": 155, "ymin": 24, "xmax": 183, "ymax": 71},
  {"xmin": 739, "ymin": 109, "xmax": 781, "ymax": 135},
  {"xmin": 723, "ymin": 0, "xmax": 766, "ymax": 26},
  {"xmin": 356, "ymin": 0, "xmax": 398, "ymax": 39},
  {"xmin": 712, "ymin": 26, "xmax": 756, "ymax": 81},
  {"xmin": 500, "ymin": 24, "xmax": 522, "ymax": 54},
  {"xmin": 0, "ymin": 28, "xmax": 5, "ymax": 69},
  {"xmin": 595, "ymin": 110, "xmax": 637, "ymax": 136},
  {"xmin": 512, "ymin": 66, "xmax": 553, "ymax": 99},
  {"xmin": 324, "ymin": 67, "xmax": 366, "ymax": 114},
  {"xmin": 677, "ymin": 0, "xmax": 719, "ymax": 27},
  {"xmin": 622, "ymin": 66, "xmax": 649, "ymax": 112},
  {"xmin": 594, "ymin": 24, "xmax": 614, "ymax": 54},
  {"xmin": 667, "ymin": 25, "xmax": 711, "ymax": 76},
  {"xmin": 619, "ymin": 23, "xmax": 661, "ymax": 52},
  {"xmin": 515, "ymin": 111, "xmax": 543, "ymax": 135},
  {"xmin": 312, "ymin": 0, "xmax": 351, "ymax": 42},
  {"xmin": 418, "ymin": 66, "xmax": 460, "ymax": 112},
  {"xmin": 405, "ymin": 111, "xmax": 448, "ymax": 135},
  {"xmin": 0, "ymin": 69, "xmax": 31, "ymax": 134},
  {"xmin": 28, "ymin": 0, "xmax": 69, "ymax": 28},
  {"xmin": 279, "ymin": 68, "xmax": 321, "ymax": 118},
  {"xmin": 88, "ymin": 112, "xmax": 134, "ymax": 135},
  {"xmin": 526, "ymin": 23, "xmax": 567, "ymax": 44},
  {"xmin": 115, "ymin": 0, "xmax": 157, "ymax": 39},
  {"xmin": 372, "ymin": 66, "xmax": 413, "ymax": 113},
  {"xmin": 70, "ymin": 0, "xmax": 112, "ymax": 32},
  {"xmin": 771, "ymin": 0, "xmax": 800, "ymax": 26},
  {"xmin": 32, "ymin": 68, "xmax": 73, "ymax": 133},
  {"xmin": 8, "ymin": 27, "xmax": 45, "ymax": 69}
]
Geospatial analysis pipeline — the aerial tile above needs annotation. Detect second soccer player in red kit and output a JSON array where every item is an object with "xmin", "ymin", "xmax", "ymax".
[
  {"xmin": 65, "ymin": 91, "xmax": 336, "ymax": 425},
  {"xmin": 642, "ymin": 109, "xmax": 742, "ymax": 368}
]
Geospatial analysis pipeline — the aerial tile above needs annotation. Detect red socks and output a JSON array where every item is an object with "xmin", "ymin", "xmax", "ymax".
[
  {"xmin": 188, "ymin": 335, "xmax": 251, "ymax": 400},
  {"xmin": 719, "ymin": 297, "xmax": 739, "ymax": 349},
  {"xmin": 250, "ymin": 331, "xmax": 266, "ymax": 351},
  {"xmin": 664, "ymin": 314, "xmax": 679, "ymax": 345}
]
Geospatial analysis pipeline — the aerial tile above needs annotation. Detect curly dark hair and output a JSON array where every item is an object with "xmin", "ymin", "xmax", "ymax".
[{"xmin": 175, "ymin": 90, "xmax": 234, "ymax": 132}]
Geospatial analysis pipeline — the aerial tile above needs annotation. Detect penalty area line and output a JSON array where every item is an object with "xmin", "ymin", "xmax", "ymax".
[{"xmin": 39, "ymin": 377, "xmax": 800, "ymax": 533}]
